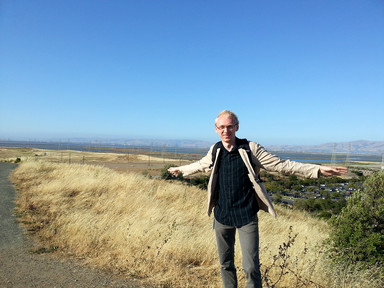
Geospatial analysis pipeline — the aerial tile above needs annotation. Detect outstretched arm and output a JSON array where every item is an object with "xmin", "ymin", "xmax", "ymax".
[
  {"xmin": 319, "ymin": 166, "xmax": 348, "ymax": 176},
  {"xmin": 167, "ymin": 144, "xmax": 217, "ymax": 177}
]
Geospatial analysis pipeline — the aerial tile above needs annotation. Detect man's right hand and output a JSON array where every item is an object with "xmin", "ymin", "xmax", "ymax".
[{"xmin": 168, "ymin": 167, "xmax": 181, "ymax": 177}]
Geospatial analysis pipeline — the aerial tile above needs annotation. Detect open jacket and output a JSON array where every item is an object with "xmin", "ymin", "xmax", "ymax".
[{"xmin": 175, "ymin": 141, "xmax": 321, "ymax": 218}]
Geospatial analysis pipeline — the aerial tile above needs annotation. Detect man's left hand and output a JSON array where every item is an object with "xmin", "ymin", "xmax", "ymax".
[{"xmin": 320, "ymin": 166, "xmax": 348, "ymax": 176}]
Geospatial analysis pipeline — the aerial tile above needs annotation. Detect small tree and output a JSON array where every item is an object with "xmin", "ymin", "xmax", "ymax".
[{"xmin": 328, "ymin": 171, "xmax": 384, "ymax": 266}]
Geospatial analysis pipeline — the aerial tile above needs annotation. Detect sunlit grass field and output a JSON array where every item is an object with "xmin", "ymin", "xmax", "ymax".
[{"xmin": 9, "ymin": 156, "xmax": 383, "ymax": 287}]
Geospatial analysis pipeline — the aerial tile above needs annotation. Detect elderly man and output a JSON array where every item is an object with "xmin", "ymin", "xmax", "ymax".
[{"xmin": 168, "ymin": 110, "xmax": 347, "ymax": 288}]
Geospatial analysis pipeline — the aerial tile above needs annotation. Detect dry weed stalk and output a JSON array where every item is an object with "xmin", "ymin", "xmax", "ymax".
[{"xmin": 261, "ymin": 226, "xmax": 324, "ymax": 288}]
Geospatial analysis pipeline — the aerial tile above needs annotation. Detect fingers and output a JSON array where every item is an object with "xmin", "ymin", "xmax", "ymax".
[
  {"xmin": 334, "ymin": 167, "xmax": 348, "ymax": 174},
  {"xmin": 168, "ymin": 168, "xmax": 181, "ymax": 176},
  {"xmin": 320, "ymin": 166, "xmax": 348, "ymax": 176}
]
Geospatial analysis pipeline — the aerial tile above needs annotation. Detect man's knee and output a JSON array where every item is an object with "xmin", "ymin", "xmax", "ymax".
[
  {"xmin": 242, "ymin": 256, "xmax": 261, "ymax": 275},
  {"xmin": 221, "ymin": 259, "xmax": 236, "ymax": 271}
]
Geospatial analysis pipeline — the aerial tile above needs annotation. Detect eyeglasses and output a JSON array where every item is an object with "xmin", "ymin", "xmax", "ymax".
[{"xmin": 215, "ymin": 124, "xmax": 237, "ymax": 131}]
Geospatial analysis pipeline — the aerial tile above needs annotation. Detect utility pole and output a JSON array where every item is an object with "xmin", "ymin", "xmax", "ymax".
[
  {"xmin": 331, "ymin": 143, "xmax": 337, "ymax": 164},
  {"xmin": 345, "ymin": 143, "xmax": 351, "ymax": 163}
]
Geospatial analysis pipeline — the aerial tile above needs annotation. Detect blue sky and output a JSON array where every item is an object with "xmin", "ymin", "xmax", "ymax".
[{"xmin": 1, "ymin": 0, "xmax": 383, "ymax": 145}]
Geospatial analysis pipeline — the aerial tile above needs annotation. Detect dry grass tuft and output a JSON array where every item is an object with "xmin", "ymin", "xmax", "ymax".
[{"xmin": 11, "ymin": 160, "xmax": 382, "ymax": 287}]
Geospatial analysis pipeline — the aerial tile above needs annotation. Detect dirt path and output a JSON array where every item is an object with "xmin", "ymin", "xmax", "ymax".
[{"xmin": 0, "ymin": 162, "xmax": 151, "ymax": 288}]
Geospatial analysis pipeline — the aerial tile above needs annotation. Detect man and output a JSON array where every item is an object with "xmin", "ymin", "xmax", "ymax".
[{"xmin": 168, "ymin": 110, "xmax": 347, "ymax": 288}]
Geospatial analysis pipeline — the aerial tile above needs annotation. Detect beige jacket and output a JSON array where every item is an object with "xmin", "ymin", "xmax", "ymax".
[{"xmin": 176, "ymin": 141, "xmax": 321, "ymax": 218}]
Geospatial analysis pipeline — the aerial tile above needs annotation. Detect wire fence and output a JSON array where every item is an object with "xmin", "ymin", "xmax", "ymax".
[
  {"xmin": 2, "ymin": 141, "xmax": 383, "ymax": 169},
  {"xmin": 19, "ymin": 144, "xmax": 208, "ymax": 168}
]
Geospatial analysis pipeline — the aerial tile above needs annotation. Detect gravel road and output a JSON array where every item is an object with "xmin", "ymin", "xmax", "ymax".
[{"xmin": 0, "ymin": 162, "xmax": 150, "ymax": 288}]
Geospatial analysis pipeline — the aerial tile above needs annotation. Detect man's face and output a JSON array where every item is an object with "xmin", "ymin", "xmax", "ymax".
[{"xmin": 215, "ymin": 115, "xmax": 239, "ymax": 144}]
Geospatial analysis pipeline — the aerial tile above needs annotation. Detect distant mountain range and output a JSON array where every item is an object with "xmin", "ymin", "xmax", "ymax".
[
  {"xmin": 265, "ymin": 140, "xmax": 384, "ymax": 155},
  {"xmin": 129, "ymin": 139, "xmax": 384, "ymax": 155},
  {"xmin": 123, "ymin": 139, "xmax": 384, "ymax": 155},
  {"xmin": 1, "ymin": 138, "xmax": 383, "ymax": 155},
  {"xmin": 87, "ymin": 139, "xmax": 384, "ymax": 154}
]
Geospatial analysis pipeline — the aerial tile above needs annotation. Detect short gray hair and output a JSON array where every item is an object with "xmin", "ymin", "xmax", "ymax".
[{"xmin": 215, "ymin": 110, "xmax": 239, "ymax": 125}]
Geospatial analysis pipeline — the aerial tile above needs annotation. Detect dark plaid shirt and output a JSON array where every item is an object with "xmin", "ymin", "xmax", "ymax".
[{"xmin": 214, "ymin": 142, "xmax": 258, "ymax": 227}]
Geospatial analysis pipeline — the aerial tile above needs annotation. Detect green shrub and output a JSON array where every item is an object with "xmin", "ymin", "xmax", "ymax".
[
  {"xmin": 189, "ymin": 176, "xmax": 209, "ymax": 190},
  {"xmin": 160, "ymin": 164, "xmax": 184, "ymax": 181},
  {"xmin": 328, "ymin": 171, "xmax": 384, "ymax": 266}
]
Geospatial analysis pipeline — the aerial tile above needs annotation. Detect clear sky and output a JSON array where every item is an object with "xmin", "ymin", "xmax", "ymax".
[{"xmin": 1, "ymin": 0, "xmax": 383, "ymax": 145}]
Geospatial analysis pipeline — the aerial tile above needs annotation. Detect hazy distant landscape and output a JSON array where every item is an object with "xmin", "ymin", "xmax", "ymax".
[
  {"xmin": 267, "ymin": 140, "xmax": 384, "ymax": 155},
  {"xmin": 1, "ymin": 138, "xmax": 383, "ymax": 155}
]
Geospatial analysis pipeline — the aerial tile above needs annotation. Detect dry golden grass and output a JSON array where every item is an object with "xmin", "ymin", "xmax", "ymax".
[
  {"xmin": 10, "ymin": 159, "xmax": 383, "ymax": 287},
  {"xmin": 12, "ymin": 161, "xmax": 218, "ymax": 286},
  {"xmin": 0, "ymin": 147, "xmax": 146, "ymax": 163},
  {"xmin": 0, "ymin": 147, "xmax": 192, "ymax": 177}
]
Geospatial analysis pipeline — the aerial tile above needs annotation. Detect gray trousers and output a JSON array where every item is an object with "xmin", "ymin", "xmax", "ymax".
[{"xmin": 214, "ymin": 216, "xmax": 262, "ymax": 288}]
